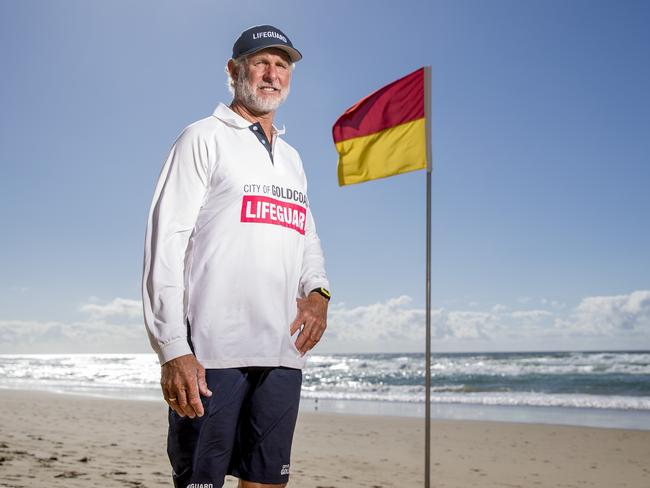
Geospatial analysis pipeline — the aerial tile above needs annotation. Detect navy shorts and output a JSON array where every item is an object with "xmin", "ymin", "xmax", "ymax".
[{"xmin": 167, "ymin": 367, "xmax": 302, "ymax": 488}]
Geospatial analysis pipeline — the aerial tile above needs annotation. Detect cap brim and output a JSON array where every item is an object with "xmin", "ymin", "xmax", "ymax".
[{"xmin": 239, "ymin": 44, "xmax": 302, "ymax": 63}]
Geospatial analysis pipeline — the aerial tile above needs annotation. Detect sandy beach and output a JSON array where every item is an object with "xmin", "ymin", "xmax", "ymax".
[{"xmin": 0, "ymin": 389, "xmax": 648, "ymax": 488}]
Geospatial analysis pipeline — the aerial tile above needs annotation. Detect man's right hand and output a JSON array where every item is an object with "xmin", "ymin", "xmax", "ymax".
[{"xmin": 161, "ymin": 354, "xmax": 212, "ymax": 418}]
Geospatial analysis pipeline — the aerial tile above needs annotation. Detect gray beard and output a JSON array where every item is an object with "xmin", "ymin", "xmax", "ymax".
[{"xmin": 234, "ymin": 73, "xmax": 290, "ymax": 114}]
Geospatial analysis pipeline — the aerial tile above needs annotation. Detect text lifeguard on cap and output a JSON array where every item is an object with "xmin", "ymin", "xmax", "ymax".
[{"xmin": 252, "ymin": 31, "xmax": 287, "ymax": 43}]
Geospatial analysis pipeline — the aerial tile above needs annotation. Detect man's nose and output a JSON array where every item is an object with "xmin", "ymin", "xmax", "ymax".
[{"xmin": 263, "ymin": 65, "xmax": 278, "ymax": 82}]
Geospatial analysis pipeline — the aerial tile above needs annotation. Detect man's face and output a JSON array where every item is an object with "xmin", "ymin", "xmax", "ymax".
[{"xmin": 232, "ymin": 48, "xmax": 292, "ymax": 114}]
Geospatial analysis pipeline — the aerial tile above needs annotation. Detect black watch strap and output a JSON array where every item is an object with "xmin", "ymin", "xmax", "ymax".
[{"xmin": 310, "ymin": 287, "xmax": 331, "ymax": 301}]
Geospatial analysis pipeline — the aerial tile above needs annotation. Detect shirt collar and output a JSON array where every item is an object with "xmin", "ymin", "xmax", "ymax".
[{"xmin": 212, "ymin": 102, "xmax": 286, "ymax": 136}]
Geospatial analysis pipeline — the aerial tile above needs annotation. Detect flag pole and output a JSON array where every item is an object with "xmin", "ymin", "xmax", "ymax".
[{"xmin": 423, "ymin": 65, "xmax": 433, "ymax": 488}]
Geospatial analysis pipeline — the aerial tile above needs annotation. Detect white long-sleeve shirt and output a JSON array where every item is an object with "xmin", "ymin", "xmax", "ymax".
[{"xmin": 142, "ymin": 103, "xmax": 330, "ymax": 369}]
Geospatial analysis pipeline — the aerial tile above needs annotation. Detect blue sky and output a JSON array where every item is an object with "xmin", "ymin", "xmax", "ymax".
[{"xmin": 1, "ymin": 0, "xmax": 649, "ymax": 353}]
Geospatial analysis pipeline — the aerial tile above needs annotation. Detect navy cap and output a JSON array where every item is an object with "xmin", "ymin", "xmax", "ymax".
[{"xmin": 232, "ymin": 25, "xmax": 302, "ymax": 63}]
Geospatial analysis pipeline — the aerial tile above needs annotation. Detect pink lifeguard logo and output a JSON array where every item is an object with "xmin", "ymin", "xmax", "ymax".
[{"xmin": 240, "ymin": 195, "xmax": 306, "ymax": 235}]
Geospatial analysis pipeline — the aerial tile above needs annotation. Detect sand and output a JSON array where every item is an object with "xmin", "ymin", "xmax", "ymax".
[{"xmin": 0, "ymin": 389, "xmax": 649, "ymax": 488}]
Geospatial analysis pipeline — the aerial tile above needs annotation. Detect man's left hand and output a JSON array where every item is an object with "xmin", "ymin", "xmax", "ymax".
[{"xmin": 289, "ymin": 292, "xmax": 329, "ymax": 356}]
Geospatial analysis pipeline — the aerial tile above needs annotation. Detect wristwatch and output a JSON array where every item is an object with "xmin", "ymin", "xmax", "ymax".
[{"xmin": 310, "ymin": 287, "xmax": 331, "ymax": 301}]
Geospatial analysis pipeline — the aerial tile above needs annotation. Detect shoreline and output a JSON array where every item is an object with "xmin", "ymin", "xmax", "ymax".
[
  {"xmin": 2, "ymin": 384, "xmax": 650, "ymax": 432},
  {"xmin": 1, "ymin": 389, "xmax": 649, "ymax": 487}
]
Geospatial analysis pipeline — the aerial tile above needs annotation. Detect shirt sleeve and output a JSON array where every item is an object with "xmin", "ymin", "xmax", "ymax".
[
  {"xmin": 141, "ymin": 126, "xmax": 211, "ymax": 365},
  {"xmin": 299, "ymin": 205, "xmax": 331, "ymax": 298}
]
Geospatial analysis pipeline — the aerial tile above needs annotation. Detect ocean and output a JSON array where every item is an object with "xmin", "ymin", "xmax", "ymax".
[{"xmin": 1, "ymin": 351, "xmax": 649, "ymax": 430}]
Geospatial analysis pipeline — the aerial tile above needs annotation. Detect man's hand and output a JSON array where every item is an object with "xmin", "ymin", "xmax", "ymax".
[
  {"xmin": 289, "ymin": 292, "xmax": 329, "ymax": 356},
  {"xmin": 161, "ymin": 354, "xmax": 212, "ymax": 418}
]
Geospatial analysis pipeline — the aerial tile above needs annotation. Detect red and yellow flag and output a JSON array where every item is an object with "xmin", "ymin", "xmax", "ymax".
[{"xmin": 332, "ymin": 67, "xmax": 428, "ymax": 186}]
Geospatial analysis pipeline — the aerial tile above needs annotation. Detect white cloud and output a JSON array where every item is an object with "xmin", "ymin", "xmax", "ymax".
[
  {"xmin": 517, "ymin": 296, "xmax": 566, "ymax": 309},
  {"xmin": 328, "ymin": 298, "xmax": 561, "ymax": 346},
  {"xmin": 511, "ymin": 310, "xmax": 553, "ymax": 321},
  {"xmin": 0, "ymin": 298, "xmax": 147, "ymax": 353},
  {"xmin": 563, "ymin": 290, "xmax": 650, "ymax": 336},
  {"xmin": 438, "ymin": 310, "xmax": 494, "ymax": 339},
  {"xmin": 323, "ymin": 290, "xmax": 650, "ymax": 352},
  {"xmin": 328, "ymin": 295, "xmax": 424, "ymax": 344},
  {"xmin": 1, "ymin": 291, "xmax": 649, "ymax": 354},
  {"xmin": 0, "ymin": 317, "xmax": 146, "ymax": 353},
  {"xmin": 79, "ymin": 297, "xmax": 142, "ymax": 319}
]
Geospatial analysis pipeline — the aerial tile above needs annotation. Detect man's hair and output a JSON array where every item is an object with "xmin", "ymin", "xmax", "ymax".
[
  {"xmin": 225, "ymin": 55, "xmax": 295, "ymax": 96},
  {"xmin": 225, "ymin": 56, "xmax": 247, "ymax": 96}
]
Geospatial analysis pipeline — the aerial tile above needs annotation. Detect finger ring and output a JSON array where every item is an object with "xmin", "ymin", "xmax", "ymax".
[{"xmin": 167, "ymin": 397, "xmax": 178, "ymax": 402}]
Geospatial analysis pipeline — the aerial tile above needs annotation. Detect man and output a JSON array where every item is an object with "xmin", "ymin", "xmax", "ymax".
[{"xmin": 141, "ymin": 25, "xmax": 330, "ymax": 488}]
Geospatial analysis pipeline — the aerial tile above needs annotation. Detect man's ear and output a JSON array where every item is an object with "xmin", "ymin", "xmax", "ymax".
[{"xmin": 227, "ymin": 59, "xmax": 238, "ymax": 82}]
